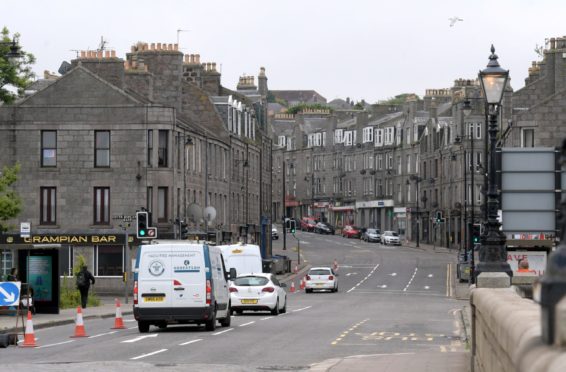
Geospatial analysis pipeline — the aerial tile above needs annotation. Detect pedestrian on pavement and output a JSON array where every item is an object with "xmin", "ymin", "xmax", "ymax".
[
  {"xmin": 76, "ymin": 265, "xmax": 95, "ymax": 308},
  {"xmin": 7, "ymin": 267, "xmax": 19, "ymax": 281}
]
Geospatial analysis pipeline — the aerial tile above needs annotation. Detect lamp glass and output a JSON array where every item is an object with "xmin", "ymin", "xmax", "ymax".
[{"xmin": 480, "ymin": 74, "xmax": 507, "ymax": 104}]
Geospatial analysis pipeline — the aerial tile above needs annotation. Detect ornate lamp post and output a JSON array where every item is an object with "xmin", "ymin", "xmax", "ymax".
[
  {"xmin": 410, "ymin": 175, "xmax": 422, "ymax": 247},
  {"xmin": 475, "ymin": 45, "xmax": 512, "ymax": 280},
  {"xmin": 1, "ymin": 37, "xmax": 21, "ymax": 62}
]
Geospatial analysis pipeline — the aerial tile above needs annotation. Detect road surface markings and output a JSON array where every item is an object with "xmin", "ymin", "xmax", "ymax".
[
  {"xmin": 293, "ymin": 306, "xmax": 312, "ymax": 312},
  {"xmin": 403, "ymin": 267, "xmax": 418, "ymax": 291},
  {"xmin": 179, "ymin": 339, "xmax": 202, "ymax": 346},
  {"xmin": 424, "ymin": 286, "xmax": 430, "ymax": 290},
  {"xmin": 212, "ymin": 328, "xmax": 234, "ymax": 336},
  {"xmin": 124, "ymin": 319, "xmax": 136, "ymax": 322},
  {"xmin": 345, "ymin": 272, "xmax": 358, "ymax": 276},
  {"xmin": 38, "ymin": 340, "xmax": 74, "ymax": 349},
  {"xmin": 379, "ymin": 285, "xmax": 387, "ymax": 289},
  {"xmin": 331, "ymin": 318, "xmax": 369, "ymax": 346},
  {"xmin": 239, "ymin": 321, "xmax": 255, "ymax": 327},
  {"xmin": 17, "ymin": 337, "xmax": 38, "ymax": 344},
  {"xmin": 127, "ymin": 326, "xmax": 138, "ymax": 330},
  {"xmin": 428, "ymin": 274, "xmax": 434, "ymax": 278},
  {"xmin": 389, "ymin": 273, "xmax": 397, "ymax": 276},
  {"xmin": 130, "ymin": 349, "xmax": 168, "ymax": 360},
  {"xmin": 260, "ymin": 316, "xmax": 273, "ymax": 321},
  {"xmin": 347, "ymin": 264, "xmax": 379, "ymax": 293},
  {"xmin": 122, "ymin": 334, "xmax": 158, "ymax": 343},
  {"xmin": 89, "ymin": 331, "xmax": 118, "ymax": 339},
  {"xmin": 446, "ymin": 264, "xmax": 452, "ymax": 297}
]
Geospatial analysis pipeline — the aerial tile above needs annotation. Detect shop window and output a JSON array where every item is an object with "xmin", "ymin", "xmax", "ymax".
[
  {"xmin": 1, "ymin": 250, "xmax": 14, "ymax": 280},
  {"xmin": 40, "ymin": 187, "xmax": 56, "ymax": 225},
  {"xmin": 158, "ymin": 130, "xmax": 168, "ymax": 167},
  {"xmin": 58, "ymin": 246, "xmax": 74, "ymax": 277},
  {"xmin": 94, "ymin": 187, "xmax": 110, "ymax": 225},
  {"xmin": 95, "ymin": 245, "xmax": 123, "ymax": 276}
]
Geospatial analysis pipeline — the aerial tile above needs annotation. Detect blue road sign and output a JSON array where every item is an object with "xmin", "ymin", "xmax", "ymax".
[{"xmin": 0, "ymin": 281, "xmax": 21, "ymax": 307}]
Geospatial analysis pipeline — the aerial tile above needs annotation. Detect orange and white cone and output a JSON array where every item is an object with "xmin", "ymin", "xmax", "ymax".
[
  {"xmin": 20, "ymin": 311, "xmax": 38, "ymax": 347},
  {"xmin": 300, "ymin": 277, "xmax": 306, "ymax": 290},
  {"xmin": 290, "ymin": 281, "xmax": 296, "ymax": 293},
  {"xmin": 111, "ymin": 298, "xmax": 126, "ymax": 330},
  {"xmin": 71, "ymin": 306, "xmax": 88, "ymax": 337}
]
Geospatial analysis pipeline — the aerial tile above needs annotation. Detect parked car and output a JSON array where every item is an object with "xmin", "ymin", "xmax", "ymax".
[
  {"xmin": 305, "ymin": 267, "xmax": 338, "ymax": 293},
  {"xmin": 300, "ymin": 217, "xmax": 317, "ymax": 232},
  {"xmin": 362, "ymin": 228, "xmax": 381, "ymax": 242},
  {"xmin": 230, "ymin": 273, "xmax": 287, "ymax": 315},
  {"xmin": 271, "ymin": 226, "xmax": 279, "ymax": 240},
  {"xmin": 314, "ymin": 222, "xmax": 335, "ymax": 235},
  {"xmin": 342, "ymin": 225, "xmax": 362, "ymax": 239},
  {"xmin": 381, "ymin": 231, "xmax": 401, "ymax": 245}
]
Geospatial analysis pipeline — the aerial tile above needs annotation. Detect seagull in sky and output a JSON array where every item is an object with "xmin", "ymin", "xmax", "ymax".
[{"xmin": 448, "ymin": 16, "xmax": 463, "ymax": 27}]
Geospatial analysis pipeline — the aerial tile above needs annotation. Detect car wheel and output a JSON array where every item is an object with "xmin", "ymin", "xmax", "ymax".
[
  {"xmin": 271, "ymin": 300, "xmax": 280, "ymax": 316},
  {"xmin": 306, "ymin": 288, "xmax": 312, "ymax": 294},
  {"xmin": 158, "ymin": 322, "xmax": 167, "ymax": 330},
  {"xmin": 138, "ymin": 321, "xmax": 150, "ymax": 333},
  {"xmin": 280, "ymin": 297, "xmax": 287, "ymax": 313},
  {"xmin": 205, "ymin": 308, "xmax": 217, "ymax": 331},
  {"xmin": 220, "ymin": 306, "xmax": 231, "ymax": 327}
]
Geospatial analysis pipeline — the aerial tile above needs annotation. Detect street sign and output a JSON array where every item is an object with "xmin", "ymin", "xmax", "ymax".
[
  {"xmin": 20, "ymin": 222, "xmax": 31, "ymax": 238},
  {"xmin": 0, "ymin": 281, "xmax": 21, "ymax": 307},
  {"xmin": 113, "ymin": 215, "xmax": 135, "ymax": 222},
  {"xmin": 147, "ymin": 227, "xmax": 157, "ymax": 239}
]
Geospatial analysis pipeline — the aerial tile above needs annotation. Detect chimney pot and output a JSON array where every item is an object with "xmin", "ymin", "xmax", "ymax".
[
  {"xmin": 80, "ymin": 51, "xmax": 86, "ymax": 58},
  {"xmin": 97, "ymin": 51, "xmax": 103, "ymax": 59},
  {"xmin": 212, "ymin": 62, "xmax": 216, "ymax": 71},
  {"xmin": 196, "ymin": 54, "xmax": 200, "ymax": 64},
  {"xmin": 111, "ymin": 50, "xmax": 116, "ymax": 58},
  {"xmin": 157, "ymin": 43, "xmax": 162, "ymax": 50},
  {"xmin": 105, "ymin": 51, "xmax": 110, "ymax": 58},
  {"xmin": 150, "ymin": 43, "xmax": 155, "ymax": 50},
  {"xmin": 551, "ymin": 38, "xmax": 556, "ymax": 50},
  {"xmin": 174, "ymin": 43, "xmax": 178, "ymax": 51}
]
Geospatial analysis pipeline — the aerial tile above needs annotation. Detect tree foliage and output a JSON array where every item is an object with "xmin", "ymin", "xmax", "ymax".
[
  {"xmin": 0, "ymin": 163, "xmax": 22, "ymax": 232},
  {"xmin": 1, "ymin": 27, "xmax": 36, "ymax": 104},
  {"xmin": 286, "ymin": 103, "xmax": 332, "ymax": 115}
]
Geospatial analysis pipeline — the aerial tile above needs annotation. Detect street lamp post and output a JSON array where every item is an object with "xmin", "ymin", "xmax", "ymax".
[
  {"xmin": 1, "ymin": 37, "xmax": 21, "ymax": 62},
  {"xmin": 410, "ymin": 175, "xmax": 422, "ymax": 247},
  {"xmin": 461, "ymin": 99, "xmax": 476, "ymax": 283},
  {"xmin": 475, "ymin": 45, "xmax": 512, "ymax": 280}
]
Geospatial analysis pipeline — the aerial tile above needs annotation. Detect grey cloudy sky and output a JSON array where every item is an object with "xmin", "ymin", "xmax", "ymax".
[{"xmin": 4, "ymin": 0, "xmax": 565, "ymax": 103}]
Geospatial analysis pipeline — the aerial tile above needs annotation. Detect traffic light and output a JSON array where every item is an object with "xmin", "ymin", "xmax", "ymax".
[
  {"xmin": 435, "ymin": 211, "xmax": 443, "ymax": 223},
  {"xmin": 472, "ymin": 224, "xmax": 482, "ymax": 244},
  {"xmin": 285, "ymin": 219, "xmax": 296, "ymax": 234},
  {"xmin": 180, "ymin": 220, "xmax": 189, "ymax": 239},
  {"xmin": 136, "ymin": 211, "xmax": 148, "ymax": 238}
]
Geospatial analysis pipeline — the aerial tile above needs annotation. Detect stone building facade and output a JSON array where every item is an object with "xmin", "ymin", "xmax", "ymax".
[{"xmin": 0, "ymin": 42, "xmax": 272, "ymax": 293}]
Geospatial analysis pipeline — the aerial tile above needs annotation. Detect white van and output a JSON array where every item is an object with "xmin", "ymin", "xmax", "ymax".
[
  {"xmin": 218, "ymin": 244, "xmax": 263, "ymax": 277},
  {"xmin": 133, "ymin": 241, "xmax": 235, "ymax": 333}
]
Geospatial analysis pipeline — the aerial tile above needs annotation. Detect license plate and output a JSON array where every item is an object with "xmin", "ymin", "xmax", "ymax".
[
  {"xmin": 316, "ymin": 283, "xmax": 324, "ymax": 286},
  {"xmin": 241, "ymin": 299, "xmax": 258, "ymax": 304},
  {"xmin": 144, "ymin": 296, "xmax": 164, "ymax": 302}
]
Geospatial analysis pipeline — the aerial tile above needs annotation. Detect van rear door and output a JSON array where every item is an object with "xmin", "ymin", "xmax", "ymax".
[
  {"xmin": 170, "ymin": 245, "xmax": 206, "ymax": 308},
  {"xmin": 138, "ymin": 248, "xmax": 173, "ymax": 308}
]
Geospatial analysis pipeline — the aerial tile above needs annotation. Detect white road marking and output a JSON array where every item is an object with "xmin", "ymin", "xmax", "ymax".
[
  {"xmin": 403, "ymin": 267, "xmax": 418, "ymax": 292},
  {"xmin": 38, "ymin": 340, "xmax": 74, "ymax": 349},
  {"xmin": 293, "ymin": 306, "xmax": 312, "ymax": 312},
  {"xmin": 130, "ymin": 349, "xmax": 168, "ymax": 360},
  {"xmin": 260, "ymin": 316, "xmax": 273, "ymax": 321},
  {"xmin": 179, "ymin": 339, "xmax": 202, "ymax": 346},
  {"xmin": 127, "ymin": 326, "xmax": 138, "ymax": 330},
  {"xmin": 122, "ymin": 334, "xmax": 158, "ymax": 343},
  {"xmin": 239, "ymin": 321, "xmax": 255, "ymax": 327},
  {"xmin": 389, "ymin": 273, "xmax": 397, "ymax": 276},
  {"xmin": 124, "ymin": 319, "xmax": 136, "ymax": 322},
  {"xmin": 89, "ymin": 331, "xmax": 117, "ymax": 339},
  {"xmin": 424, "ymin": 286, "xmax": 430, "ymax": 290},
  {"xmin": 17, "ymin": 337, "xmax": 38, "ymax": 344},
  {"xmin": 428, "ymin": 274, "xmax": 434, "ymax": 278},
  {"xmin": 380, "ymin": 285, "xmax": 387, "ymax": 288},
  {"xmin": 212, "ymin": 328, "xmax": 234, "ymax": 336},
  {"xmin": 347, "ymin": 263, "xmax": 380, "ymax": 293}
]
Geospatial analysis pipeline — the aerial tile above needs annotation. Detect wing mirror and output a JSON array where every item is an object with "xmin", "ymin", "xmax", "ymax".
[{"xmin": 229, "ymin": 268, "xmax": 237, "ymax": 280}]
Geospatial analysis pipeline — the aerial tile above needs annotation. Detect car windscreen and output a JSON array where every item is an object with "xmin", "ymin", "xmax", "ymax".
[
  {"xmin": 367, "ymin": 229, "xmax": 378, "ymax": 233},
  {"xmin": 233, "ymin": 276, "xmax": 269, "ymax": 286},
  {"xmin": 391, "ymin": 232, "xmax": 399, "ymax": 236},
  {"xmin": 309, "ymin": 269, "xmax": 331, "ymax": 275}
]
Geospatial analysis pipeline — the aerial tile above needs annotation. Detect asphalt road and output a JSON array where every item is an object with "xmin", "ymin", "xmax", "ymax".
[{"xmin": 1, "ymin": 231, "xmax": 466, "ymax": 371}]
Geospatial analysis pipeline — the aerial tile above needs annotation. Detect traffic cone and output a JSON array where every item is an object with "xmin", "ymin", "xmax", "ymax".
[
  {"xmin": 20, "ymin": 311, "xmax": 37, "ymax": 347},
  {"xmin": 300, "ymin": 277, "xmax": 306, "ymax": 290},
  {"xmin": 111, "ymin": 298, "xmax": 126, "ymax": 329},
  {"xmin": 71, "ymin": 306, "xmax": 88, "ymax": 337},
  {"xmin": 290, "ymin": 281, "xmax": 296, "ymax": 293}
]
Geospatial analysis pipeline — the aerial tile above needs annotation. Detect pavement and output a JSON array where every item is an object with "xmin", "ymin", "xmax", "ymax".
[{"xmin": 1, "ymin": 235, "xmax": 473, "ymax": 372}]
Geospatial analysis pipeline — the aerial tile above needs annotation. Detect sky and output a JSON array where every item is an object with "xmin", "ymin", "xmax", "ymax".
[{"xmin": 4, "ymin": 0, "xmax": 565, "ymax": 103}]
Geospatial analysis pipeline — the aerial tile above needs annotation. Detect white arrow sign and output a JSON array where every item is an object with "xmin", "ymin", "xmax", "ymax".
[
  {"xmin": 0, "ymin": 282, "xmax": 20, "ymax": 306},
  {"xmin": 389, "ymin": 273, "xmax": 397, "ymax": 277}
]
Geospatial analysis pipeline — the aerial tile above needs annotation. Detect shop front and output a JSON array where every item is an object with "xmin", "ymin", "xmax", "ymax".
[
  {"xmin": 0, "ymin": 233, "xmax": 137, "ymax": 302},
  {"xmin": 312, "ymin": 202, "xmax": 331, "ymax": 223},
  {"xmin": 354, "ymin": 199, "xmax": 394, "ymax": 230},
  {"xmin": 330, "ymin": 204, "xmax": 356, "ymax": 229}
]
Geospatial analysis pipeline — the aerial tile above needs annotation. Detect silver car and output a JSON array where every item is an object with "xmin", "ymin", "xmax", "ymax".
[
  {"xmin": 362, "ymin": 228, "xmax": 381, "ymax": 242},
  {"xmin": 381, "ymin": 231, "xmax": 401, "ymax": 245}
]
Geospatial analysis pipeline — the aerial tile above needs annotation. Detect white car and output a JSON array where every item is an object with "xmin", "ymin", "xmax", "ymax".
[
  {"xmin": 272, "ymin": 226, "xmax": 279, "ymax": 240},
  {"xmin": 230, "ymin": 273, "xmax": 287, "ymax": 315},
  {"xmin": 381, "ymin": 231, "xmax": 401, "ymax": 245},
  {"xmin": 305, "ymin": 267, "xmax": 338, "ymax": 293}
]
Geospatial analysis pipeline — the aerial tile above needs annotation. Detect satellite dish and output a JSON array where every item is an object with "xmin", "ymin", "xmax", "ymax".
[
  {"xmin": 58, "ymin": 61, "xmax": 72, "ymax": 75},
  {"xmin": 187, "ymin": 203, "xmax": 203, "ymax": 222},
  {"xmin": 203, "ymin": 206, "xmax": 217, "ymax": 223}
]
